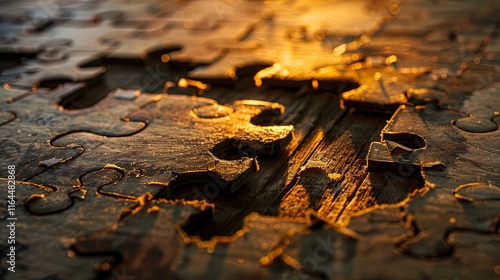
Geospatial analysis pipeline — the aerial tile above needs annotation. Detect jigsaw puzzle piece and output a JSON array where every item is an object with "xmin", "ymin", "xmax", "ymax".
[
  {"xmin": 2, "ymin": 48, "xmax": 106, "ymax": 88},
  {"xmin": 338, "ymin": 66, "xmax": 432, "ymax": 114},
  {"xmin": 102, "ymin": 11, "xmax": 260, "ymax": 63},
  {"xmin": 399, "ymin": 181, "xmax": 500, "ymax": 258},
  {"xmin": 0, "ymin": 0, "xmax": 59, "ymax": 27},
  {"xmin": 270, "ymin": 205, "xmax": 499, "ymax": 279},
  {"xmin": 368, "ymin": 83, "xmax": 500, "ymax": 175},
  {"xmin": 57, "ymin": 0, "xmax": 173, "ymax": 23},
  {"xmin": 367, "ymin": 83, "xmax": 500, "ymax": 258},
  {"xmin": 0, "ymin": 178, "xmax": 53, "ymax": 219},
  {"xmin": 72, "ymin": 195, "xmax": 212, "ymax": 279},
  {"xmin": 0, "ymin": 85, "xmax": 149, "ymax": 180},
  {"xmin": 339, "ymin": 0, "xmax": 500, "ymax": 112},
  {"xmin": 74, "ymin": 198, "xmax": 306, "ymax": 280},
  {"xmin": 0, "ymin": 170, "xmax": 139, "ymax": 280},
  {"xmin": 185, "ymin": 0, "xmax": 391, "ymax": 86},
  {"xmin": 173, "ymin": 212, "xmax": 307, "ymax": 280},
  {"xmin": 268, "ymin": 208, "xmax": 412, "ymax": 279},
  {"xmin": 0, "ymin": 19, "xmax": 130, "ymax": 55},
  {"xmin": 25, "ymin": 94, "xmax": 292, "ymax": 213}
]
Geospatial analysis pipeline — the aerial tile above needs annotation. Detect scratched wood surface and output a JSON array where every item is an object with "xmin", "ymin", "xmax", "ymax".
[
  {"xmin": 1, "ymin": 1, "xmax": 499, "ymax": 279},
  {"xmin": 58, "ymin": 60, "xmax": 420, "ymax": 236}
]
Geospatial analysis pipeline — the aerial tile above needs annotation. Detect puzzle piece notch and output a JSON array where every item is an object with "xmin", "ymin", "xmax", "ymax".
[
  {"xmin": 25, "ymin": 94, "xmax": 292, "ymax": 215},
  {"xmin": 454, "ymin": 182, "xmax": 500, "ymax": 202},
  {"xmin": 73, "ymin": 191, "xmax": 314, "ymax": 280},
  {"xmin": 0, "ymin": 169, "xmax": 146, "ymax": 279},
  {"xmin": 446, "ymin": 82, "xmax": 500, "ymax": 133},
  {"xmin": 184, "ymin": 0, "xmax": 395, "ymax": 87},
  {"xmin": 71, "ymin": 194, "xmax": 213, "ymax": 280},
  {"xmin": 259, "ymin": 210, "xmax": 360, "ymax": 272},
  {"xmin": 25, "ymin": 165, "xmax": 125, "ymax": 215},
  {"xmin": 0, "ymin": 85, "xmax": 149, "ymax": 180},
  {"xmin": 399, "ymin": 187, "xmax": 500, "ymax": 259},
  {"xmin": 275, "ymin": 205, "xmax": 498, "ymax": 279},
  {"xmin": 367, "ymin": 83, "xmax": 500, "ymax": 259},
  {"xmin": 2, "ymin": 47, "xmax": 106, "ymax": 88}
]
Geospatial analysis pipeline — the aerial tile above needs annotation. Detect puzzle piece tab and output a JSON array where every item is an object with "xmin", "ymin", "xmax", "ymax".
[
  {"xmin": 185, "ymin": 0, "xmax": 392, "ymax": 87},
  {"xmin": 26, "ymin": 94, "xmax": 293, "ymax": 214},
  {"xmin": 0, "ymin": 84, "xmax": 147, "ymax": 180},
  {"xmin": 367, "ymin": 83, "xmax": 500, "ymax": 258},
  {"xmin": 72, "ymin": 195, "xmax": 215, "ymax": 280}
]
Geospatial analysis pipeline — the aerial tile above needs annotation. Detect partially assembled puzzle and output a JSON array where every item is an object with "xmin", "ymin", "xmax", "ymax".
[{"xmin": 1, "ymin": 0, "xmax": 499, "ymax": 279}]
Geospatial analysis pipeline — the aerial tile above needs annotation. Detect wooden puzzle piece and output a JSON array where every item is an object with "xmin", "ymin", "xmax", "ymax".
[
  {"xmin": 264, "ymin": 208, "xmax": 408, "ymax": 279},
  {"xmin": 71, "ymin": 195, "xmax": 216, "ymax": 280},
  {"xmin": 0, "ymin": 0, "xmax": 264, "ymax": 64},
  {"xmin": 0, "ymin": 19, "xmax": 127, "ymax": 55},
  {"xmin": 3, "ymin": 48, "xmax": 106, "ymax": 88},
  {"xmin": 173, "ymin": 212, "xmax": 307, "ymax": 280},
  {"xmin": 0, "ymin": 170, "xmax": 139, "ymax": 280},
  {"xmin": 366, "ymin": 83, "xmax": 500, "ymax": 258},
  {"xmin": 25, "ymin": 94, "xmax": 293, "ymax": 214},
  {"xmin": 56, "ymin": 0, "xmax": 174, "ymax": 23},
  {"xmin": 72, "ymin": 198, "xmax": 306, "ymax": 280},
  {"xmin": 338, "ymin": 66, "xmax": 430, "ymax": 114},
  {"xmin": 270, "ymin": 207, "xmax": 499, "ymax": 279},
  {"xmin": 185, "ymin": 0, "xmax": 392, "ymax": 87},
  {"xmin": 339, "ymin": 0, "xmax": 500, "ymax": 112},
  {"xmin": 0, "ymin": 85, "xmax": 148, "ymax": 180},
  {"xmin": 102, "ymin": 16, "xmax": 259, "ymax": 62}
]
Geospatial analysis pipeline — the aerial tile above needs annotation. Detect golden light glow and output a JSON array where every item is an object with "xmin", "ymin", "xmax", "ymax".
[
  {"xmin": 389, "ymin": 3, "xmax": 401, "ymax": 15},
  {"xmin": 178, "ymin": 78, "xmax": 188, "ymax": 88},
  {"xmin": 161, "ymin": 54, "xmax": 170, "ymax": 63},
  {"xmin": 385, "ymin": 55, "xmax": 398, "ymax": 65},
  {"xmin": 177, "ymin": 78, "xmax": 209, "ymax": 90},
  {"xmin": 311, "ymin": 79, "xmax": 319, "ymax": 90}
]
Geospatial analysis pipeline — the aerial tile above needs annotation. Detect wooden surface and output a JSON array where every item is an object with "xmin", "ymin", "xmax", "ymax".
[{"xmin": 1, "ymin": 1, "xmax": 499, "ymax": 279}]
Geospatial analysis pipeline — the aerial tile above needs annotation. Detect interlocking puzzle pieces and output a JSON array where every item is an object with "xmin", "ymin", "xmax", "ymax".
[
  {"xmin": 71, "ymin": 195, "xmax": 215, "ymax": 279},
  {"xmin": 72, "ymin": 198, "xmax": 306, "ymax": 280},
  {"xmin": 337, "ymin": 66, "xmax": 431, "ymax": 114},
  {"xmin": 0, "ymin": 0, "xmax": 173, "ymax": 54},
  {"xmin": 26, "ymin": 94, "xmax": 293, "ymax": 214},
  {"xmin": 56, "ymin": 0, "xmax": 173, "ymax": 23},
  {"xmin": 338, "ymin": 0, "xmax": 500, "ymax": 112},
  {"xmin": 174, "ymin": 212, "xmax": 307, "ymax": 280},
  {"xmin": 2, "ymin": 47, "xmax": 106, "ymax": 88},
  {"xmin": 0, "ymin": 170, "xmax": 138, "ymax": 280},
  {"xmin": 340, "ymin": 64, "xmax": 500, "ymax": 114},
  {"xmin": 104, "ymin": 14, "xmax": 261, "ymax": 63},
  {"xmin": 0, "ymin": 0, "xmax": 265, "ymax": 63},
  {"xmin": 263, "ymin": 208, "xmax": 410, "ymax": 280},
  {"xmin": 367, "ymin": 83, "xmax": 500, "ymax": 259},
  {"xmin": 0, "ymin": 85, "xmax": 147, "ymax": 181},
  {"xmin": 108, "ymin": 0, "xmax": 273, "ymax": 62},
  {"xmin": 184, "ymin": 0, "xmax": 393, "ymax": 87},
  {"xmin": 269, "ymin": 207, "xmax": 500, "ymax": 279}
]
